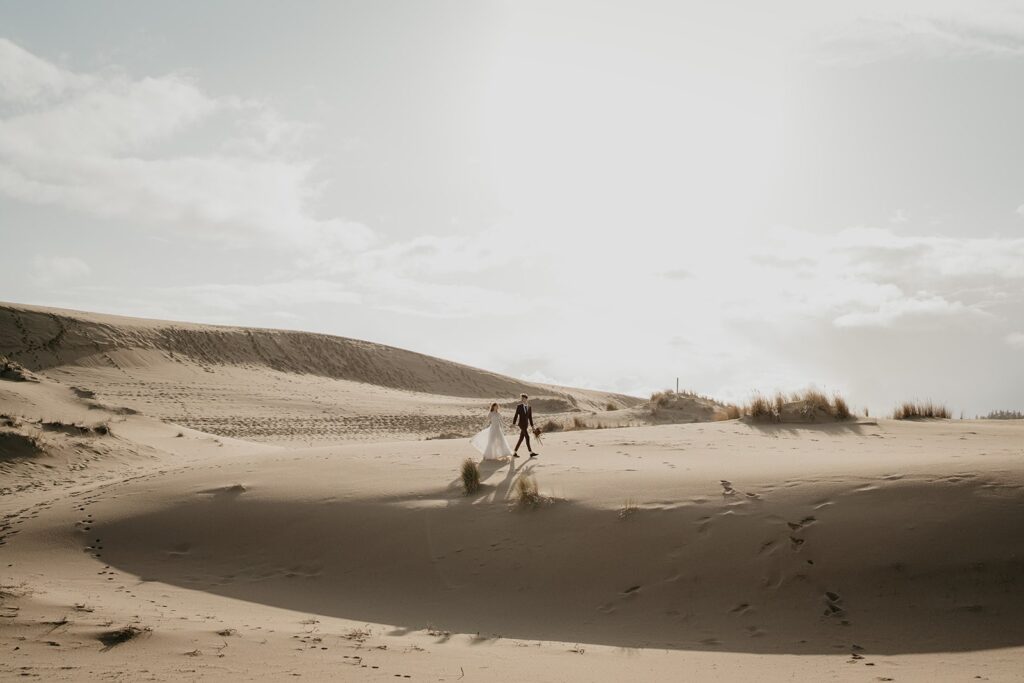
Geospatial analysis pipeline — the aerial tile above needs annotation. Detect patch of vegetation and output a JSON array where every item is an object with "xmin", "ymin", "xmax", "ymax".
[
  {"xmin": 40, "ymin": 420, "xmax": 110, "ymax": 436},
  {"xmin": 515, "ymin": 475, "xmax": 543, "ymax": 508},
  {"xmin": 833, "ymin": 394, "xmax": 851, "ymax": 420},
  {"xmin": 893, "ymin": 401, "xmax": 951, "ymax": 420},
  {"xmin": 983, "ymin": 410, "xmax": 1024, "ymax": 420},
  {"xmin": 428, "ymin": 431, "xmax": 464, "ymax": 440},
  {"xmin": 744, "ymin": 388, "xmax": 854, "ymax": 422},
  {"xmin": 460, "ymin": 458, "xmax": 481, "ymax": 495},
  {"xmin": 605, "ymin": 402, "xmax": 618, "ymax": 411},
  {"xmin": 618, "ymin": 499, "xmax": 639, "ymax": 520},
  {"xmin": 540, "ymin": 419, "xmax": 563, "ymax": 433}
]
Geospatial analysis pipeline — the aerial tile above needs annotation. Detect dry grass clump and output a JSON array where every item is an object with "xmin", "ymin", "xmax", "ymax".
[
  {"xmin": 651, "ymin": 388, "xmax": 717, "ymax": 405},
  {"xmin": 515, "ymin": 475, "xmax": 543, "ymax": 508},
  {"xmin": 892, "ymin": 401, "xmax": 951, "ymax": 420},
  {"xmin": 744, "ymin": 388, "xmax": 854, "ymax": 422},
  {"xmin": 571, "ymin": 416, "xmax": 589, "ymax": 430},
  {"xmin": 747, "ymin": 393, "xmax": 777, "ymax": 421},
  {"xmin": 428, "ymin": 431, "xmax": 464, "ymax": 440},
  {"xmin": 605, "ymin": 402, "xmax": 618, "ymax": 411},
  {"xmin": 833, "ymin": 394, "xmax": 851, "ymax": 419},
  {"xmin": 40, "ymin": 420, "xmax": 110, "ymax": 436},
  {"xmin": 541, "ymin": 419, "xmax": 563, "ymax": 432},
  {"xmin": 618, "ymin": 499, "xmax": 639, "ymax": 520},
  {"xmin": 801, "ymin": 388, "xmax": 832, "ymax": 414},
  {"xmin": 983, "ymin": 410, "xmax": 1024, "ymax": 420},
  {"xmin": 460, "ymin": 459, "xmax": 481, "ymax": 495}
]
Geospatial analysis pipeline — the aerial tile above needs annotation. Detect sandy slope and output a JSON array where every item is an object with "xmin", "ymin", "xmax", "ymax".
[
  {"xmin": 2, "ymin": 304, "xmax": 1024, "ymax": 681},
  {"xmin": 0, "ymin": 302, "xmax": 639, "ymax": 444}
]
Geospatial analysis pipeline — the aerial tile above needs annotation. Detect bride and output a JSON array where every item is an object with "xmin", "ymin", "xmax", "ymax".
[{"xmin": 470, "ymin": 403, "xmax": 513, "ymax": 460}]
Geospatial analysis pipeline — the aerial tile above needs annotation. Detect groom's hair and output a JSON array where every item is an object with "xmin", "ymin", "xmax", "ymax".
[{"xmin": 521, "ymin": 394, "xmax": 528, "ymax": 399}]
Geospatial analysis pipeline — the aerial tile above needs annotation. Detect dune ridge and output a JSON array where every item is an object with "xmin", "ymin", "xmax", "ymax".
[{"xmin": 0, "ymin": 302, "xmax": 631, "ymax": 404}]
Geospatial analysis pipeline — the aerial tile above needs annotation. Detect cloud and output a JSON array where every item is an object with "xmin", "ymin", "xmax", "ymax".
[
  {"xmin": 832, "ymin": 294, "xmax": 975, "ymax": 328},
  {"xmin": 1006, "ymin": 332, "xmax": 1024, "ymax": 349},
  {"xmin": 814, "ymin": 7, "xmax": 1024, "ymax": 65},
  {"xmin": 0, "ymin": 38, "xmax": 373, "ymax": 251},
  {"xmin": 735, "ymin": 226, "xmax": 1024, "ymax": 331},
  {"xmin": 0, "ymin": 38, "xmax": 92, "ymax": 103},
  {"xmin": 31, "ymin": 254, "xmax": 91, "ymax": 286}
]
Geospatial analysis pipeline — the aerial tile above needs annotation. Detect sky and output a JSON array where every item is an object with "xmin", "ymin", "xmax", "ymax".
[{"xmin": 2, "ymin": 0, "xmax": 1023, "ymax": 416}]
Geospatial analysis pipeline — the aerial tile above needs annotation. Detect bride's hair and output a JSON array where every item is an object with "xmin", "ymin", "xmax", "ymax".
[{"xmin": 489, "ymin": 402, "xmax": 498, "ymax": 412}]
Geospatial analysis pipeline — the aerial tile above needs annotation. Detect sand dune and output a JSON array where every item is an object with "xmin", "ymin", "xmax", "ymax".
[
  {"xmin": 2, "ymin": 304, "xmax": 1024, "ymax": 681},
  {"xmin": 1, "ymin": 302, "xmax": 638, "ymax": 444},
  {"xmin": 95, "ymin": 423, "xmax": 1024, "ymax": 654}
]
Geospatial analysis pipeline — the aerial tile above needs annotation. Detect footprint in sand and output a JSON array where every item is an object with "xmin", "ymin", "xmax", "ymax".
[{"xmin": 824, "ymin": 591, "xmax": 847, "ymax": 618}]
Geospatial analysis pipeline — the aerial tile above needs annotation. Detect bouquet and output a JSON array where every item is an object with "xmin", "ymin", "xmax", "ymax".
[{"xmin": 532, "ymin": 426, "xmax": 544, "ymax": 445}]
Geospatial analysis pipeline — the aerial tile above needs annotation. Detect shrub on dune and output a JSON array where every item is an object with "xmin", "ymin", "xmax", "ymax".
[
  {"xmin": 833, "ymin": 394, "xmax": 851, "ymax": 420},
  {"xmin": 801, "ymin": 388, "xmax": 832, "ymax": 415},
  {"xmin": 541, "ymin": 419, "xmax": 563, "ymax": 432},
  {"xmin": 515, "ymin": 475, "xmax": 542, "ymax": 508},
  {"xmin": 746, "ymin": 393, "xmax": 775, "ymax": 421},
  {"xmin": 460, "ymin": 458, "xmax": 481, "ymax": 495},
  {"xmin": 745, "ymin": 388, "xmax": 854, "ymax": 422},
  {"xmin": 893, "ymin": 401, "xmax": 951, "ymax": 420}
]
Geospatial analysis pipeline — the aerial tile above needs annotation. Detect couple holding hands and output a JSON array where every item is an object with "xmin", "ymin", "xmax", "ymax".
[{"xmin": 470, "ymin": 393, "xmax": 540, "ymax": 461}]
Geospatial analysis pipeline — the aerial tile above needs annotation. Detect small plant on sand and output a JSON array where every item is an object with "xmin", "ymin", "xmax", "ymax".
[
  {"xmin": 801, "ymin": 388, "xmax": 832, "ymax": 415},
  {"xmin": 541, "ymin": 419, "xmax": 563, "ymax": 433},
  {"xmin": 832, "ymin": 394, "xmax": 851, "ymax": 420},
  {"xmin": 605, "ymin": 402, "xmax": 618, "ymax": 411},
  {"xmin": 746, "ymin": 389, "xmax": 853, "ymax": 422},
  {"xmin": 460, "ymin": 459, "xmax": 481, "ymax": 495},
  {"xmin": 983, "ymin": 409, "xmax": 1024, "ymax": 420},
  {"xmin": 571, "ymin": 416, "xmax": 589, "ymax": 430},
  {"xmin": 428, "ymin": 431, "xmax": 464, "ymax": 440},
  {"xmin": 893, "ymin": 401, "xmax": 951, "ymax": 420},
  {"xmin": 618, "ymin": 499, "xmax": 639, "ymax": 520},
  {"xmin": 746, "ymin": 393, "xmax": 776, "ymax": 421},
  {"xmin": 515, "ymin": 475, "xmax": 542, "ymax": 508},
  {"xmin": 715, "ymin": 404, "xmax": 741, "ymax": 421}
]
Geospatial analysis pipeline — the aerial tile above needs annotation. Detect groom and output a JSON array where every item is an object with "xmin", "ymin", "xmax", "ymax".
[{"xmin": 512, "ymin": 393, "xmax": 539, "ymax": 458}]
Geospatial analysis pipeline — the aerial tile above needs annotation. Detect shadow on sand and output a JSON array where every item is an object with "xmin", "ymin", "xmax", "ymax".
[{"xmin": 95, "ymin": 474, "xmax": 1024, "ymax": 656}]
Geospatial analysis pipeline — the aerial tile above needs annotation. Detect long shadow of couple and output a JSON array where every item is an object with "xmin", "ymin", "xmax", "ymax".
[{"xmin": 475, "ymin": 456, "xmax": 536, "ymax": 503}]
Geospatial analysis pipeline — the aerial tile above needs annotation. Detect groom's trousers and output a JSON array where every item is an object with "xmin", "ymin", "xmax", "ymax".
[{"xmin": 515, "ymin": 428, "xmax": 532, "ymax": 452}]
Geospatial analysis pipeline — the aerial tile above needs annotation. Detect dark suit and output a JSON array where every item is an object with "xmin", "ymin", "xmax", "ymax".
[{"xmin": 512, "ymin": 402, "xmax": 534, "ymax": 452}]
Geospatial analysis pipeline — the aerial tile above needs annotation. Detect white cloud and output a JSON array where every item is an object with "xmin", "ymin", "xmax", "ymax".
[
  {"xmin": 833, "ymin": 294, "xmax": 974, "ymax": 328},
  {"xmin": 814, "ymin": 7, "xmax": 1024, "ymax": 65},
  {"xmin": 0, "ymin": 38, "xmax": 92, "ymax": 103},
  {"xmin": 30, "ymin": 254, "xmax": 91, "ymax": 286},
  {"xmin": 1006, "ymin": 332, "xmax": 1024, "ymax": 349},
  {"xmin": 0, "ymin": 39, "xmax": 373, "ymax": 251}
]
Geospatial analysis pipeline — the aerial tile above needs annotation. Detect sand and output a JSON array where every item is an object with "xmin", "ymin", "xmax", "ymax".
[{"xmin": 2, "ymin": 302, "xmax": 1023, "ymax": 681}]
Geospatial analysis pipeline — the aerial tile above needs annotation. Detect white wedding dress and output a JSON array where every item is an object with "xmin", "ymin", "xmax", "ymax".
[{"xmin": 470, "ymin": 411, "xmax": 513, "ymax": 460}]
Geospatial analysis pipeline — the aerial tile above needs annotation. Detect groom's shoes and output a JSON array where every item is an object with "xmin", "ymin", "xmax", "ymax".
[
  {"xmin": 513, "ymin": 452, "xmax": 520, "ymax": 458},
  {"xmin": 529, "ymin": 452, "xmax": 539, "ymax": 458}
]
